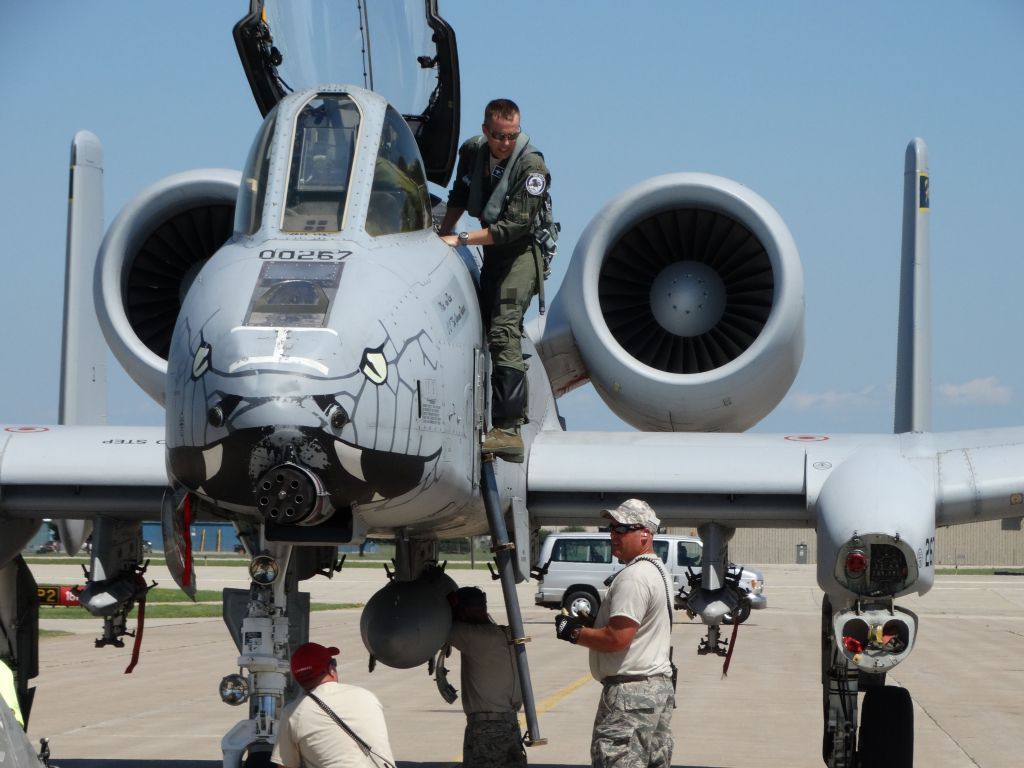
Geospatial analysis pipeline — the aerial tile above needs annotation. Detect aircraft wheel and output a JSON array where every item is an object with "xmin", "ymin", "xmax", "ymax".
[
  {"xmin": 562, "ymin": 589, "xmax": 599, "ymax": 619},
  {"xmin": 820, "ymin": 595, "xmax": 836, "ymax": 765},
  {"xmin": 722, "ymin": 601, "xmax": 751, "ymax": 625},
  {"xmin": 858, "ymin": 686, "xmax": 913, "ymax": 767}
]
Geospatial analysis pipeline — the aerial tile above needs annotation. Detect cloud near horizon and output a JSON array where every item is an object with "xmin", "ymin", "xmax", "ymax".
[
  {"xmin": 786, "ymin": 377, "xmax": 1013, "ymax": 412},
  {"xmin": 786, "ymin": 385, "xmax": 882, "ymax": 411},
  {"xmin": 938, "ymin": 377, "xmax": 1012, "ymax": 406}
]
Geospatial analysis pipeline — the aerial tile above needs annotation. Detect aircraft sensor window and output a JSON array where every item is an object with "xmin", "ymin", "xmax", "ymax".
[
  {"xmin": 282, "ymin": 95, "xmax": 360, "ymax": 233},
  {"xmin": 235, "ymin": 107, "xmax": 279, "ymax": 236},
  {"xmin": 866, "ymin": 543, "xmax": 910, "ymax": 595},
  {"xmin": 258, "ymin": 280, "xmax": 327, "ymax": 310},
  {"xmin": 244, "ymin": 262, "xmax": 344, "ymax": 328},
  {"xmin": 366, "ymin": 106, "xmax": 431, "ymax": 237}
]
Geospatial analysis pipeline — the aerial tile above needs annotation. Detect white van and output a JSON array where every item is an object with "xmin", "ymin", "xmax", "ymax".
[{"xmin": 533, "ymin": 532, "xmax": 766, "ymax": 624}]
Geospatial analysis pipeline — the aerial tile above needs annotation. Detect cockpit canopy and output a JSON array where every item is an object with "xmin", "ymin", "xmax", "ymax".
[
  {"xmin": 234, "ymin": 90, "xmax": 432, "ymax": 238},
  {"xmin": 233, "ymin": 0, "xmax": 459, "ymax": 186}
]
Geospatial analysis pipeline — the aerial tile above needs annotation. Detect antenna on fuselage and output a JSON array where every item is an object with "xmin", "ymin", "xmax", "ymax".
[{"xmin": 893, "ymin": 138, "xmax": 931, "ymax": 433}]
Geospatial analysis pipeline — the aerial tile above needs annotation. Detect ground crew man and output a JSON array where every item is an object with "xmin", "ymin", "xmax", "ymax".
[
  {"xmin": 446, "ymin": 586, "xmax": 527, "ymax": 768},
  {"xmin": 272, "ymin": 642, "xmax": 396, "ymax": 768},
  {"xmin": 439, "ymin": 98, "xmax": 552, "ymax": 463},
  {"xmin": 553, "ymin": 499, "xmax": 676, "ymax": 768}
]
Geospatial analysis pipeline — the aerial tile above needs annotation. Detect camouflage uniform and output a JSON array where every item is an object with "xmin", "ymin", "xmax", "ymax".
[
  {"xmin": 463, "ymin": 713, "xmax": 527, "ymax": 768},
  {"xmin": 448, "ymin": 136, "xmax": 550, "ymax": 430},
  {"xmin": 449, "ymin": 617, "xmax": 526, "ymax": 768},
  {"xmin": 591, "ymin": 677, "xmax": 674, "ymax": 768}
]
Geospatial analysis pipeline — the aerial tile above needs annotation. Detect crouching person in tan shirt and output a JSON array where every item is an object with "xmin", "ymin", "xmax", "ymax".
[{"xmin": 273, "ymin": 642, "xmax": 395, "ymax": 768}]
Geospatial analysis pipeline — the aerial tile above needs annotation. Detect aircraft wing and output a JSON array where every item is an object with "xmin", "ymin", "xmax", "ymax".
[
  {"xmin": 0, "ymin": 425, "xmax": 167, "ymax": 519},
  {"xmin": 527, "ymin": 426, "xmax": 1024, "ymax": 529},
  {"xmin": 528, "ymin": 430, "xmax": 812, "ymax": 525},
  {"xmin": 930, "ymin": 427, "xmax": 1024, "ymax": 526}
]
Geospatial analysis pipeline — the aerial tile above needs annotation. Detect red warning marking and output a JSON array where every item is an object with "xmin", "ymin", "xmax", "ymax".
[
  {"xmin": 784, "ymin": 434, "xmax": 829, "ymax": 442},
  {"xmin": 4, "ymin": 426, "xmax": 50, "ymax": 433}
]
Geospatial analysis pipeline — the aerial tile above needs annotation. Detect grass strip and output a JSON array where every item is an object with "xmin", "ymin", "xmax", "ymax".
[
  {"xmin": 40, "ymin": 602, "xmax": 361, "ymax": 620},
  {"xmin": 147, "ymin": 588, "xmax": 223, "ymax": 602}
]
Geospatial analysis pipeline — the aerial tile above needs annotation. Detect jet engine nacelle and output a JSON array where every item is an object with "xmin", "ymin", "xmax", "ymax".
[
  {"xmin": 546, "ymin": 173, "xmax": 804, "ymax": 432},
  {"xmin": 95, "ymin": 170, "xmax": 240, "ymax": 405}
]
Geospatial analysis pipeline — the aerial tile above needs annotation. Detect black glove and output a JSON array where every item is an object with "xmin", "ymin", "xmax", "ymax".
[{"xmin": 554, "ymin": 613, "xmax": 584, "ymax": 644}]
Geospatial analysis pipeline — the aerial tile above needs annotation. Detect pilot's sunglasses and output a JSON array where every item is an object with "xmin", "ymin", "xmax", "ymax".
[
  {"xmin": 488, "ymin": 128, "xmax": 521, "ymax": 142},
  {"xmin": 609, "ymin": 523, "xmax": 646, "ymax": 534}
]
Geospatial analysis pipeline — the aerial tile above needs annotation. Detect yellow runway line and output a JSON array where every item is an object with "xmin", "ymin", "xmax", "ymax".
[{"xmin": 519, "ymin": 673, "xmax": 594, "ymax": 729}]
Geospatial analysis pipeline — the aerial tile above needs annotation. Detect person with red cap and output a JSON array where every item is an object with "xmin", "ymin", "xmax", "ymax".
[{"xmin": 272, "ymin": 642, "xmax": 395, "ymax": 768}]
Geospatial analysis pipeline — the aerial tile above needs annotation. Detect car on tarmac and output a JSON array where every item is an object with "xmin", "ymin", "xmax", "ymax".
[{"xmin": 533, "ymin": 531, "xmax": 766, "ymax": 624}]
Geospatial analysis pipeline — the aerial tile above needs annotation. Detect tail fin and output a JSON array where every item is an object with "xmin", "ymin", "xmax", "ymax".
[
  {"xmin": 59, "ymin": 130, "xmax": 107, "ymax": 426},
  {"xmin": 57, "ymin": 130, "xmax": 106, "ymax": 555},
  {"xmin": 893, "ymin": 138, "xmax": 931, "ymax": 433}
]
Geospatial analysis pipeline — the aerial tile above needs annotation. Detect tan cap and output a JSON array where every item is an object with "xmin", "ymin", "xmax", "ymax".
[{"xmin": 602, "ymin": 498, "xmax": 660, "ymax": 531}]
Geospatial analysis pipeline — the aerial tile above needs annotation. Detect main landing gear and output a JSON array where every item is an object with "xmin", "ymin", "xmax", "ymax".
[{"xmin": 820, "ymin": 596, "xmax": 913, "ymax": 768}]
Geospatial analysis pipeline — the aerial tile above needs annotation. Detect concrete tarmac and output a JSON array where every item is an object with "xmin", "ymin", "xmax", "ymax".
[{"xmin": 21, "ymin": 562, "xmax": 1024, "ymax": 767}]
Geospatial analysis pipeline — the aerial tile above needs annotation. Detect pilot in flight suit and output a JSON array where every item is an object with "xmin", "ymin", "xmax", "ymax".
[{"xmin": 439, "ymin": 98, "xmax": 551, "ymax": 463}]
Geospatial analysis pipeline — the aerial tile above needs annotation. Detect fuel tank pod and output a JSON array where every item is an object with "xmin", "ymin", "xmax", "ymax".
[{"xmin": 360, "ymin": 568, "xmax": 458, "ymax": 669}]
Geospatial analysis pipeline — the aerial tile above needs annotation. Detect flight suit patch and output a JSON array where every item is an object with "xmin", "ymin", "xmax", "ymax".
[{"xmin": 525, "ymin": 173, "xmax": 546, "ymax": 196}]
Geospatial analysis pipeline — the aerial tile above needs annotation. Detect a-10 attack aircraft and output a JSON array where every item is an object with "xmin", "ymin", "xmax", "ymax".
[{"xmin": 1, "ymin": 2, "xmax": 1022, "ymax": 767}]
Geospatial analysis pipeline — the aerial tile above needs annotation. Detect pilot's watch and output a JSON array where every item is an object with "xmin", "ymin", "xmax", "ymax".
[{"xmin": 457, "ymin": 231, "xmax": 470, "ymax": 245}]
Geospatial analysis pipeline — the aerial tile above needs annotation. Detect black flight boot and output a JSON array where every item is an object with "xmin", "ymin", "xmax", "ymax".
[{"xmin": 483, "ymin": 365, "xmax": 527, "ymax": 463}]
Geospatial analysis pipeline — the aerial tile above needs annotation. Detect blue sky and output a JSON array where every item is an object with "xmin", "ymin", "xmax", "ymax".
[{"xmin": 1, "ymin": 1, "xmax": 1022, "ymax": 436}]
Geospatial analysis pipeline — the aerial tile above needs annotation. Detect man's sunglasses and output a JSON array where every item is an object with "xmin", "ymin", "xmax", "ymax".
[
  {"xmin": 487, "ymin": 128, "xmax": 521, "ymax": 142},
  {"xmin": 608, "ymin": 523, "xmax": 646, "ymax": 534}
]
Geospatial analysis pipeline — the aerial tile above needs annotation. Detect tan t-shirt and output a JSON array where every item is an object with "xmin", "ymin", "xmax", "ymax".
[
  {"xmin": 589, "ymin": 554, "xmax": 673, "ymax": 682},
  {"xmin": 271, "ymin": 681, "xmax": 395, "ymax": 768},
  {"xmin": 449, "ymin": 620, "xmax": 523, "ymax": 714}
]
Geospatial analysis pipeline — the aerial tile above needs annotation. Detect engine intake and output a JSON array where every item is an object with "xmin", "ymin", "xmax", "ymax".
[
  {"xmin": 600, "ymin": 207, "xmax": 773, "ymax": 374},
  {"xmin": 545, "ymin": 173, "xmax": 804, "ymax": 432},
  {"xmin": 95, "ymin": 170, "xmax": 240, "ymax": 404}
]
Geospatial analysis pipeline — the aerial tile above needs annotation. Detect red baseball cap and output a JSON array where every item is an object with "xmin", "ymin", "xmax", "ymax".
[{"xmin": 290, "ymin": 642, "xmax": 339, "ymax": 686}]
